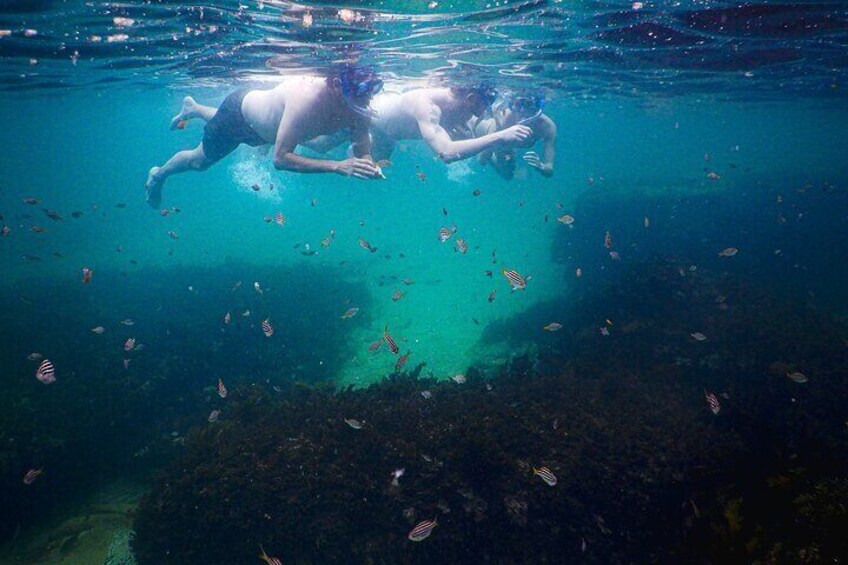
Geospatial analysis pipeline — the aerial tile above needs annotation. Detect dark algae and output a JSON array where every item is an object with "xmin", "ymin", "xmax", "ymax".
[{"xmin": 133, "ymin": 262, "xmax": 848, "ymax": 564}]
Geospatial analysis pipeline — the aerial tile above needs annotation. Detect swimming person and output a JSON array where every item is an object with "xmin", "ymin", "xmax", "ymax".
[
  {"xmin": 473, "ymin": 91, "xmax": 557, "ymax": 179},
  {"xmin": 366, "ymin": 83, "xmax": 534, "ymax": 163},
  {"xmin": 144, "ymin": 66, "xmax": 385, "ymax": 208}
]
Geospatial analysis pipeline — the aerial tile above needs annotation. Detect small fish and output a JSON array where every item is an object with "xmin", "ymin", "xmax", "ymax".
[
  {"xmin": 208, "ymin": 410, "xmax": 221, "ymax": 423},
  {"xmin": 367, "ymin": 338, "xmax": 384, "ymax": 352},
  {"xmin": 160, "ymin": 208, "xmax": 170, "ymax": 216},
  {"xmin": 262, "ymin": 319, "xmax": 274, "ymax": 337},
  {"xmin": 27, "ymin": 352, "xmax": 43, "ymax": 361},
  {"xmin": 543, "ymin": 322, "xmax": 562, "ymax": 332},
  {"xmin": 44, "ymin": 210, "xmax": 63, "ymax": 221},
  {"xmin": 408, "ymin": 519, "xmax": 437, "ymax": 542},
  {"xmin": 263, "ymin": 216, "xmax": 272, "ymax": 223},
  {"xmin": 259, "ymin": 544, "xmax": 283, "ymax": 565},
  {"xmin": 391, "ymin": 290, "xmax": 404, "ymax": 302},
  {"xmin": 91, "ymin": 326, "xmax": 106, "ymax": 334},
  {"xmin": 402, "ymin": 278, "xmax": 415, "ymax": 285},
  {"xmin": 576, "ymin": 268, "xmax": 583, "ymax": 278},
  {"xmin": 115, "ymin": 245, "xmax": 123, "ymax": 253},
  {"xmin": 274, "ymin": 212, "xmax": 286, "ymax": 226},
  {"xmin": 251, "ymin": 183, "xmax": 261, "ymax": 192},
  {"xmin": 609, "ymin": 251, "xmax": 621, "ymax": 261},
  {"xmin": 786, "ymin": 371, "xmax": 808, "ymax": 384},
  {"xmin": 690, "ymin": 332, "xmax": 708, "ymax": 342},
  {"xmin": 438, "ymin": 227, "xmax": 452, "ymax": 243},
  {"xmin": 488, "ymin": 289, "xmax": 496, "ymax": 303},
  {"xmin": 604, "ymin": 230, "xmax": 612, "ymax": 249},
  {"xmin": 484, "ymin": 270, "xmax": 493, "ymax": 277},
  {"xmin": 81, "ymin": 266, "xmax": 93, "ymax": 283},
  {"xmin": 167, "ymin": 230, "xmax": 179, "ymax": 240},
  {"xmin": 224, "ymin": 312, "xmax": 231, "ymax": 325},
  {"xmin": 416, "ymin": 171, "xmax": 427, "ymax": 183},
  {"xmin": 421, "ymin": 390, "xmax": 432, "ymax": 399},
  {"xmin": 704, "ymin": 389, "xmax": 721, "ymax": 415},
  {"xmin": 1, "ymin": 225, "xmax": 10, "ymax": 236},
  {"xmin": 123, "ymin": 358, "xmax": 131, "ymax": 369},
  {"xmin": 451, "ymin": 374, "xmax": 466, "ymax": 384},
  {"xmin": 442, "ymin": 207, "xmax": 448, "ymax": 216},
  {"xmin": 395, "ymin": 351, "xmax": 410, "ymax": 371},
  {"xmin": 124, "ymin": 337, "xmax": 136, "ymax": 352},
  {"xmin": 344, "ymin": 418, "xmax": 364, "ymax": 430},
  {"xmin": 644, "ymin": 216, "xmax": 650, "ymax": 228},
  {"xmin": 22, "ymin": 197, "xmax": 41, "ymax": 205},
  {"xmin": 359, "ymin": 238, "xmax": 377, "ymax": 253},
  {"xmin": 341, "ymin": 307, "xmax": 359, "ymax": 319},
  {"xmin": 532, "ymin": 465, "xmax": 558, "ymax": 486},
  {"xmin": 454, "ymin": 238, "xmax": 467, "ymax": 254},
  {"xmin": 254, "ymin": 281, "xmax": 263, "ymax": 295},
  {"xmin": 321, "ymin": 237, "xmax": 332, "ymax": 248},
  {"xmin": 390, "ymin": 467, "xmax": 405, "ymax": 487},
  {"xmin": 556, "ymin": 214, "xmax": 574, "ymax": 225},
  {"xmin": 31, "ymin": 225, "xmax": 47, "ymax": 233},
  {"xmin": 115, "ymin": 203, "xmax": 127, "ymax": 209},
  {"xmin": 472, "ymin": 189, "xmax": 481, "ymax": 196},
  {"xmin": 176, "ymin": 119, "xmax": 188, "ymax": 130},
  {"xmin": 718, "ymin": 247, "xmax": 739, "ymax": 257},
  {"xmin": 120, "ymin": 318, "xmax": 134, "ymax": 326},
  {"xmin": 706, "ymin": 171, "xmax": 721, "ymax": 180},
  {"xmin": 502, "ymin": 268, "xmax": 527, "ymax": 291},
  {"xmin": 36, "ymin": 359, "xmax": 55, "ymax": 384},
  {"xmin": 217, "ymin": 378, "xmax": 227, "ymax": 398},
  {"xmin": 242, "ymin": 310, "xmax": 251, "ymax": 317},
  {"xmin": 471, "ymin": 318, "xmax": 480, "ymax": 325},
  {"xmin": 23, "ymin": 468, "xmax": 43, "ymax": 485},
  {"xmin": 384, "ymin": 325, "xmax": 399, "ymax": 354},
  {"xmin": 600, "ymin": 326, "xmax": 610, "ymax": 336}
]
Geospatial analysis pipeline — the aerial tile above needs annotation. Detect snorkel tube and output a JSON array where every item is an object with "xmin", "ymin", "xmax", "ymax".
[{"xmin": 337, "ymin": 65, "xmax": 383, "ymax": 119}]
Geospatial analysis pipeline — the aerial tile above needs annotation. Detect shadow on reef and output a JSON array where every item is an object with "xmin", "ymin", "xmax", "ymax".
[
  {"xmin": 0, "ymin": 260, "xmax": 370, "ymax": 544},
  {"xmin": 133, "ymin": 259, "xmax": 848, "ymax": 563}
]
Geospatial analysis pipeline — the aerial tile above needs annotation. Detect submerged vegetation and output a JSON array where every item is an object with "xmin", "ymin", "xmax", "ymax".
[{"xmin": 133, "ymin": 261, "xmax": 848, "ymax": 563}]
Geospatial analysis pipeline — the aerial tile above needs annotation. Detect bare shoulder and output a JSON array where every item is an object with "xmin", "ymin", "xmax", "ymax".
[{"xmin": 405, "ymin": 88, "xmax": 442, "ymax": 119}]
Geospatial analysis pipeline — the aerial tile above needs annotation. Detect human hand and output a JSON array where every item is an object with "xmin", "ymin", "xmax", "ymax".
[
  {"xmin": 335, "ymin": 158, "xmax": 382, "ymax": 179},
  {"xmin": 498, "ymin": 125, "xmax": 533, "ymax": 144},
  {"xmin": 523, "ymin": 151, "xmax": 552, "ymax": 176}
]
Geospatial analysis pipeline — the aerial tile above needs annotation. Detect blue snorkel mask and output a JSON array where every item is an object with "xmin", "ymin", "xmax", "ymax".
[
  {"xmin": 509, "ymin": 92, "xmax": 545, "ymax": 125},
  {"xmin": 337, "ymin": 66, "xmax": 383, "ymax": 119}
]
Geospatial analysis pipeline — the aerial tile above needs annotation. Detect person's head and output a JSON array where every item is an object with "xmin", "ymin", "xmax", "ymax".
[
  {"xmin": 454, "ymin": 82, "xmax": 499, "ymax": 116},
  {"xmin": 331, "ymin": 65, "xmax": 384, "ymax": 118},
  {"xmin": 507, "ymin": 91, "xmax": 545, "ymax": 124}
]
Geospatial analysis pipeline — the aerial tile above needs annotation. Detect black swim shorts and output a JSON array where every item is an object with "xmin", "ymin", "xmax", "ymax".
[{"xmin": 201, "ymin": 89, "xmax": 267, "ymax": 162}]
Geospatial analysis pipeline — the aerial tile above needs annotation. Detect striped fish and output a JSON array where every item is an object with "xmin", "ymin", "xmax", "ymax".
[
  {"xmin": 218, "ymin": 378, "xmax": 228, "ymax": 399},
  {"xmin": 36, "ymin": 359, "xmax": 55, "ymax": 384},
  {"xmin": 23, "ymin": 468, "xmax": 43, "ymax": 485},
  {"xmin": 704, "ymin": 389, "xmax": 721, "ymax": 415},
  {"xmin": 454, "ymin": 238, "xmax": 467, "ymax": 254},
  {"xmin": 408, "ymin": 518, "xmax": 438, "ymax": 542},
  {"xmin": 502, "ymin": 268, "xmax": 527, "ymax": 291},
  {"xmin": 532, "ymin": 465, "xmax": 558, "ymax": 486},
  {"xmin": 438, "ymin": 227, "xmax": 452, "ymax": 242},
  {"xmin": 124, "ymin": 337, "xmax": 136, "ymax": 352},
  {"xmin": 262, "ymin": 319, "xmax": 274, "ymax": 337},
  {"xmin": 259, "ymin": 544, "xmax": 283, "ymax": 565},
  {"xmin": 395, "ymin": 351, "xmax": 410, "ymax": 371},
  {"xmin": 274, "ymin": 212, "xmax": 286, "ymax": 227},
  {"xmin": 383, "ymin": 325, "xmax": 399, "ymax": 355}
]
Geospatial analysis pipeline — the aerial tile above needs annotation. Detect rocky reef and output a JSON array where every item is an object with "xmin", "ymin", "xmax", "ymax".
[{"xmin": 134, "ymin": 262, "xmax": 848, "ymax": 564}]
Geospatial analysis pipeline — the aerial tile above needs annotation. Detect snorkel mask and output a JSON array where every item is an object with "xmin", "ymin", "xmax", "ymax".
[
  {"xmin": 337, "ymin": 66, "xmax": 383, "ymax": 119},
  {"xmin": 509, "ymin": 92, "xmax": 545, "ymax": 125},
  {"xmin": 469, "ymin": 82, "xmax": 498, "ymax": 118}
]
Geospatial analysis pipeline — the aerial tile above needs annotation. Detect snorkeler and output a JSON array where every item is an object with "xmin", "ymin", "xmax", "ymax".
[
  {"xmin": 144, "ymin": 66, "xmax": 385, "ymax": 208},
  {"xmin": 365, "ymin": 84, "xmax": 534, "ymax": 163},
  {"xmin": 473, "ymin": 91, "xmax": 557, "ymax": 179}
]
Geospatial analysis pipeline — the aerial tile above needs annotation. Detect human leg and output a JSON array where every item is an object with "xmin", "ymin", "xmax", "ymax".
[
  {"xmin": 170, "ymin": 96, "xmax": 218, "ymax": 130},
  {"xmin": 145, "ymin": 143, "xmax": 214, "ymax": 208}
]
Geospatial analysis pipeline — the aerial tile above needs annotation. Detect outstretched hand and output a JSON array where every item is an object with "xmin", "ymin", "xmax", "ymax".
[
  {"xmin": 336, "ymin": 158, "xmax": 382, "ymax": 180},
  {"xmin": 523, "ymin": 151, "xmax": 551, "ymax": 175}
]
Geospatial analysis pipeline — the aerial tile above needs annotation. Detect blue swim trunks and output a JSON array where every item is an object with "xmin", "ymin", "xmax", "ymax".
[{"xmin": 201, "ymin": 89, "xmax": 267, "ymax": 162}]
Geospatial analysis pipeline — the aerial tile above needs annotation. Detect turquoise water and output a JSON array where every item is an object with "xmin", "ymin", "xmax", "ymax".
[{"xmin": 1, "ymin": 1, "xmax": 848, "ymax": 563}]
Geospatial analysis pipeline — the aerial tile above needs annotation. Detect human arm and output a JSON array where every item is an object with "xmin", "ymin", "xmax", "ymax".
[
  {"xmin": 415, "ymin": 101, "xmax": 532, "ymax": 163},
  {"xmin": 522, "ymin": 114, "xmax": 557, "ymax": 177},
  {"xmin": 272, "ymin": 101, "xmax": 379, "ymax": 178}
]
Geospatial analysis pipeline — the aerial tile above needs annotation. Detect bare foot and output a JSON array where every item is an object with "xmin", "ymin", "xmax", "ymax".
[
  {"xmin": 145, "ymin": 167, "xmax": 164, "ymax": 208},
  {"xmin": 170, "ymin": 96, "xmax": 197, "ymax": 130}
]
